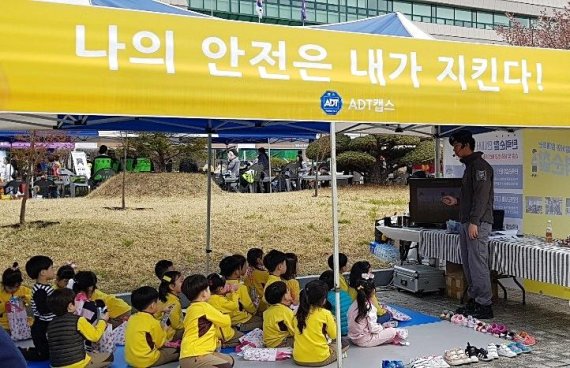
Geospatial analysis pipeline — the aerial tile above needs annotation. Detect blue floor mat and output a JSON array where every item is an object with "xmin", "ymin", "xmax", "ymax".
[{"xmin": 389, "ymin": 304, "xmax": 441, "ymax": 327}]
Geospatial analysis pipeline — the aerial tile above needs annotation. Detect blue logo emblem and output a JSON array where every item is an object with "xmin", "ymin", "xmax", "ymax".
[{"xmin": 320, "ymin": 91, "xmax": 343, "ymax": 115}]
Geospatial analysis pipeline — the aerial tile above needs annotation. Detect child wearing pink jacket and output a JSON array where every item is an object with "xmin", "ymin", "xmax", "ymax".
[{"xmin": 347, "ymin": 280, "xmax": 400, "ymax": 347}]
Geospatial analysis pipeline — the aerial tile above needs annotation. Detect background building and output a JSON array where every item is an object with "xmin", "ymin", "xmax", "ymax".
[{"xmin": 163, "ymin": 0, "xmax": 566, "ymax": 43}]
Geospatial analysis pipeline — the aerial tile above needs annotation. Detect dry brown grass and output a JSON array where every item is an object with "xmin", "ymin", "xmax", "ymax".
[{"xmin": 0, "ymin": 173, "xmax": 408, "ymax": 293}]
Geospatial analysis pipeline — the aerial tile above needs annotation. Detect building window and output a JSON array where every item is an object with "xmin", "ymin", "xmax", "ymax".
[
  {"xmin": 412, "ymin": 3, "xmax": 431, "ymax": 22},
  {"xmin": 494, "ymin": 13, "xmax": 509, "ymax": 26},
  {"xmin": 476, "ymin": 11, "xmax": 493, "ymax": 27},
  {"xmin": 455, "ymin": 8, "xmax": 472, "ymax": 27},
  {"xmin": 436, "ymin": 6, "xmax": 454, "ymax": 24},
  {"xmin": 392, "ymin": 1, "xmax": 412, "ymax": 15}
]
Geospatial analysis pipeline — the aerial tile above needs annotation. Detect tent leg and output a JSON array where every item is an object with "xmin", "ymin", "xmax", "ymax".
[
  {"xmin": 268, "ymin": 139, "xmax": 272, "ymax": 193},
  {"xmin": 121, "ymin": 131, "xmax": 127, "ymax": 210},
  {"xmin": 329, "ymin": 124, "xmax": 343, "ymax": 368},
  {"xmin": 206, "ymin": 132, "xmax": 213, "ymax": 274},
  {"xmin": 434, "ymin": 126, "xmax": 441, "ymax": 178}
]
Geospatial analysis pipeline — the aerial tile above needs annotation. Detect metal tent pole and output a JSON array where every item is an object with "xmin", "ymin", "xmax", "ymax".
[
  {"xmin": 434, "ymin": 126, "xmax": 442, "ymax": 178},
  {"xmin": 121, "ymin": 131, "xmax": 127, "ymax": 209},
  {"xmin": 268, "ymin": 139, "xmax": 272, "ymax": 193},
  {"xmin": 329, "ymin": 124, "xmax": 343, "ymax": 368},
  {"xmin": 206, "ymin": 132, "xmax": 213, "ymax": 274}
]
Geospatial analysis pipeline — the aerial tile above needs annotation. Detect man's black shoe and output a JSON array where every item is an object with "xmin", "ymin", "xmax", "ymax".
[
  {"xmin": 472, "ymin": 304, "xmax": 494, "ymax": 320},
  {"xmin": 455, "ymin": 299, "xmax": 477, "ymax": 315}
]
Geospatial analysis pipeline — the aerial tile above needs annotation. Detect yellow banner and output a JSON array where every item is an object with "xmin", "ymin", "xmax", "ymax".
[{"xmin": 1, "ymin": 0, "xmax": 570, "ymax": 126}]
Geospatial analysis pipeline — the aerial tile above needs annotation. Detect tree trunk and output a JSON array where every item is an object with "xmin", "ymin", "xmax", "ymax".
[
  {"xmin": 19, "ymin": 178, "xmax": 29, "ymax": 225},
  {"xmin": 368, "ymin": 160, "xmax": 388, "ymax": 184}
]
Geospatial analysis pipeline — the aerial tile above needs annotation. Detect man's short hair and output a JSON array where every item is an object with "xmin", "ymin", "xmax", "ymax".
[{"xmin": 449, "ymin": 130, "xmax": 475, "ymax": 151}]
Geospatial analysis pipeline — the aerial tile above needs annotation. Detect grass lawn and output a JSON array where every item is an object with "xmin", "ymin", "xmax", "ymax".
[{"xmin": 0, "ymin": 173, "xmax": 408, "ymax": 293}]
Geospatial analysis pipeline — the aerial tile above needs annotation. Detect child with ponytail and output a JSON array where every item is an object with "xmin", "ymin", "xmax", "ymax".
[
  {"xmin": 293, "ymin": 280, "xmax": 349, "ymax": 367},
  {"xmin": 348, "ymin": 261, "xmax": 391, "ymax": 323},
  {"xmin": 206, "ymin": 273, "xmax": 243, "ymax": 347},
  {"xmin": 156, "ymin": 271, "xmax": 184, "ymax": 341},
  {"xmin": 0, "ymin": 263, "xmax": 32, "ymax": 333},
  {"xmin": 348, "ymin": 279, "xmax": 406, "ymax": 347}
]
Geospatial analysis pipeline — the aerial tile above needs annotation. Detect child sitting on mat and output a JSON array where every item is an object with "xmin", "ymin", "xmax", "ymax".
[
  {"xmin": 327, "ymin": 253, "xmax": 350, "ymax": 292},
  {"xmin": 263, "ymin": 281, "xmax": 295, "ymax": 348},
  {"xmin": 293, "ymin": 280, "xmax": 349, "ymax": 367},
  {"xmin": 219, "ymin": 256, "xmax": 262, "ymax": 331},
  {"xmin": 282, "ymin": 253, "xmax": 300, "ymax": 305},
  {"xmin": 206, "ymin": 273, "xmax": 243, "ymax": 347},
  {"xmin": 154, "ymin": 260, "xmax": 175, "ymax": 281},
  {"xmin": 55, "ymin": 264, "xmax": 76, "ymax": 290},
  {"xmin": 244, "ymin": 248, "xmax": 268, "ymax": 311},
  {"xmin": 319, "ymin": 270, "xmax": 351, "ymax": 336},
  {"xmin": 179, "ymin": 274, "xmax": 234, "ymax": 368},
  {"xmin": 348, "ymin": 279, "xmax": 401, "ymax": 347},
  {"xmin": 125, "ymin": 286, "xmax": 179, "ymax": 367},
  {"xmin": 348, "ymin": 261, "xmax": 391, "ymax": 324},
  {"xmin": 156, "ymin": 271, "xmax": 184, "ymax": 341},
  {"xmin": 46, "ymin": 288, "xmax": 113, "ymax": 368},
  {"xmin": 0, "ymin": 263, "xmax": 32, "ymax": 334}
]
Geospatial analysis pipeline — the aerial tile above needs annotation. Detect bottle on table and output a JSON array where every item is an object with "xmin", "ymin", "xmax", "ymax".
[{"xmin": 545, "ymin": 220, "xmax": 553, "ymax": 243}]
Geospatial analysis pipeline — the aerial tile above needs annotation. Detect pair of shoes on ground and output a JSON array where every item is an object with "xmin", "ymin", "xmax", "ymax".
[
  {"xmin": 409, "ymin": 355, "xmax": 450, "ymax": 368},
  {"xmin": 443, "ymin": 348, "xmax": 473, "ymax": 366},
  {"xmin": 381, "ymin": 360, "xmax": 405, "ymax": 368},
  {"xmin": 455, "ymin": 301, "xmax": 494, "ymax": 320},
  {"xmin": 465, "ymin": 342, "xmax": 493, "ymax": 362}
]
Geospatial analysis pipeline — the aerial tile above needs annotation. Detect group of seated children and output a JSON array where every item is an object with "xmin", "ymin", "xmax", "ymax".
[{"xmin": 1, "ymin": 250, "xmax": 406, "ymax": 368}]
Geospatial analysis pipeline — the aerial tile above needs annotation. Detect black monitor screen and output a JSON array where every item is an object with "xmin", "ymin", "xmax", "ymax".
[{"xmin": 409, "ymin": 178, "xmax": 462, "ymax": 226}]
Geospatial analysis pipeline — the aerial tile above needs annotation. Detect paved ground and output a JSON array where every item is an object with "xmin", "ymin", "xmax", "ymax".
[{"xmin": 379, "ymin": 285, "xmax": 570, "ymax": 367}]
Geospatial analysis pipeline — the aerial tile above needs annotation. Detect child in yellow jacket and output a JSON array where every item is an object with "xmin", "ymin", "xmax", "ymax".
[
  {"xmin": 219, "ymin": 256, "xmax": 262, "ymax": 331},
  {"xmin": 155, "ymin": 271, "xmax": 184, "ymax": 341},
  {"xmin": 206, "ymin": 273, "xmax": 243, "ymax": 347},
  {"xmin": 124, "ymin": 287, "xmax": 178, "ymax": 368},
  {"xmin": 179, "ymin": 274, "xmax": 234, "ymax": 368}
]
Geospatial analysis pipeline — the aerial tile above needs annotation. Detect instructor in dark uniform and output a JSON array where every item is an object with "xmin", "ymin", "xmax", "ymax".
[{"xmin": 442, "ymin": 130, "xmax": 494, "ymax": 319}]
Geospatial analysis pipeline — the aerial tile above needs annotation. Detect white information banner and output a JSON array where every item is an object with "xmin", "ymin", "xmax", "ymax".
[
  {"xmin": 71, "ymin": 151, "xmax": 90, "ymax": 179},
  {"xmin": 443, "ymin": 131, "xmax": 523, "ymax": 231}
]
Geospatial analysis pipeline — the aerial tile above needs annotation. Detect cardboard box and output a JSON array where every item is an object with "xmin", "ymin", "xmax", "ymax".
[{"xmin": 445, "ymin": 262, "xmax": 498, "ymax": 302}]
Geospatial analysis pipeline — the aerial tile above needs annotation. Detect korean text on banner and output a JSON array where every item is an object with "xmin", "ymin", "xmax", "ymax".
[{"xmin": 1, "ymin": 0, "xmax": 570, "ymax": 126}]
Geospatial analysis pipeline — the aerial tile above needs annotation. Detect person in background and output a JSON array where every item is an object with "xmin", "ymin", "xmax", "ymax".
[
  {"xmin": 46, "ymin": 288, "xmax": 113, "ymax": 368},
  {"xmin": 442, "ymin": 130, "xmax": 494, "ymax": 320},
  {"xmin": 327, "ymin": 253, "xmax": 350, "ymax": 292},
  {"xmin": 293, "ymin": 280, "xmax": 349, "ymax": 367},
  {"xmin": 263, "ymin": 281, "xmax": 295, "ymax": 348},
  {"xmin": 256, "ymin": 147, "xmax": 270, "ymax": 175},
  {"xmin": 227, "ymin": 150, "xmax": 240, "ymax": 178},
  {"xmin": 1, "ymin": 156, "xmax": 15, "ymax": 183},
  {"xmin": 319, "ymin": 270, "xmax": 351, "ymax": 336},
  {"xmin": 154, "ymin": 260, "xmax": 175, "ymax": 281},
  {"xmin": 19, "ymin": 255, "xmax": 56, "ymax": 361},
  {"xmin": 179, "ymin": 275, "xmax": 234, "ymax": 368},
  {"xmin": 0, "ymin": 263, "xmax": 32, "ymax": 333},
  {"xmin": 281, "ymin": 253, "xmax": 300, "ymax": 305},
  {"xmin": 125, "ymin": 286, "xmax": 179, "ymax": 367}
]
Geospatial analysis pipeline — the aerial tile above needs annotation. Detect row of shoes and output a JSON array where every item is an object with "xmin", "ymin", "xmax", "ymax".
[
  {"xmin": 409, "ymin": 341, "xmax": 532, "ymax": 368},
  {"xmin": 440, "ymin": 310, "xmax": 537, "ymax": 346}
]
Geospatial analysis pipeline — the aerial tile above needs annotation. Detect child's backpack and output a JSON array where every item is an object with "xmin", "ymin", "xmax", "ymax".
[{"xmin": 6, "ymin": 296, "xmax": 31, "ymax": 341}]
